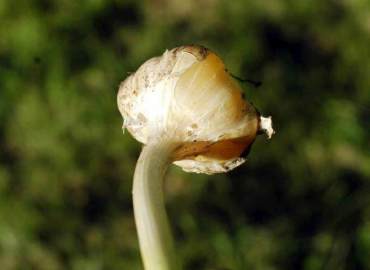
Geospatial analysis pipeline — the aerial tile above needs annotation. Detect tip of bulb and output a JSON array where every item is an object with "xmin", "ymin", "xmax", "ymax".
[{"xmin": 259, "ymin": 116, "xmax": 275, "ymax": 139}]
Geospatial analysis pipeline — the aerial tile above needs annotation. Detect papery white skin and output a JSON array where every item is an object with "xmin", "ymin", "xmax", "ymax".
[{"xmin": 118, "ymin": 48, "xmax": 199, "ymax": 143}]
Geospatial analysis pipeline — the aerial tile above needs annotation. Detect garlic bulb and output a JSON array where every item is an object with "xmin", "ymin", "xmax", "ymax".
[
  {"xmin": 118, "ymin": 45, "xmax": 273, "ymax": 174},
  {"xmin": 118, "ymin": 45, "xmax": 274, "ymax": 270}
]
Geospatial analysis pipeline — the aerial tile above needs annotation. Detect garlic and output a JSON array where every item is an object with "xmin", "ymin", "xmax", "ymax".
[
  {"xmin": 117, "ymin": 45, "xmax": 274, "ymax": 270},
  {"xmin": 118, "ymin": 45, "xmax": 274, "ymax": 174}
]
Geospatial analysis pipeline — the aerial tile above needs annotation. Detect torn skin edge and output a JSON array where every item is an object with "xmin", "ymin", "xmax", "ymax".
[{"xmin": 259, "ymin": 116, "xmax": 275, "ymax": 139}]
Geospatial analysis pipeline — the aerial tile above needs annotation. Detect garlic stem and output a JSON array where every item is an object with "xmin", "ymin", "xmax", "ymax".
[{"xmin": 133, "ymin": 141, "xmax": 181, "ymax": 270}]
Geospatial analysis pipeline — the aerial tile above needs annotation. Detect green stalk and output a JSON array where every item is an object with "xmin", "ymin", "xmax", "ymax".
[{"xmin": 133, "ymin": 141, "xmax": 181, "ymax": 270}]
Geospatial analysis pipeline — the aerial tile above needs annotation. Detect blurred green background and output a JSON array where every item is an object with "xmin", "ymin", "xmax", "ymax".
[{"xmin": 0, "ymin": 0, "xmax": 369, "ymax": 269}]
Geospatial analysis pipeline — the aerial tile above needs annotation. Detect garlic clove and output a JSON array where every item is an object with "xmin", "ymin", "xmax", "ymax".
[{"xmin": 170, "ymin": 52, "xmax": 259, "ymax": 142}]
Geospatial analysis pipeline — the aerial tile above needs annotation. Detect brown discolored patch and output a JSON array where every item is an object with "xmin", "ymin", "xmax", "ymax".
[
  {"xmin": 137, "ymin": 113, "xmax": 147, "ymax": 123},
  {"xmin": 173, "ymin": 135, "xmax": 257, "ymax": 161}
]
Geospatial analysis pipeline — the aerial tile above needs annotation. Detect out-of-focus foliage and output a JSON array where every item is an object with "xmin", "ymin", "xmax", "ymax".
[{"xmin": 0, "ymin": 0, "xmax": 369, "ymax": 269}]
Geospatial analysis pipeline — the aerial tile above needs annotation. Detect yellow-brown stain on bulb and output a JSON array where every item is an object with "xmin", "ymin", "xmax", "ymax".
[
  {"xmin": 174, "ymin": 52, "xmax": 248, "ymax": 125},
  {"xmin": 173, "ymin": 135, "xmax": 256, "ymax": 161},
  {"xmin": 173, "ymin": 52, "xmax": 259, "ymax": 162}
]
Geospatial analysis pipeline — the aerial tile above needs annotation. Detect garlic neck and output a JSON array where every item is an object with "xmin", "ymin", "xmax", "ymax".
[{"xmin": 133, "ymin": 141, "xmax": 181, "ymax": 270}]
